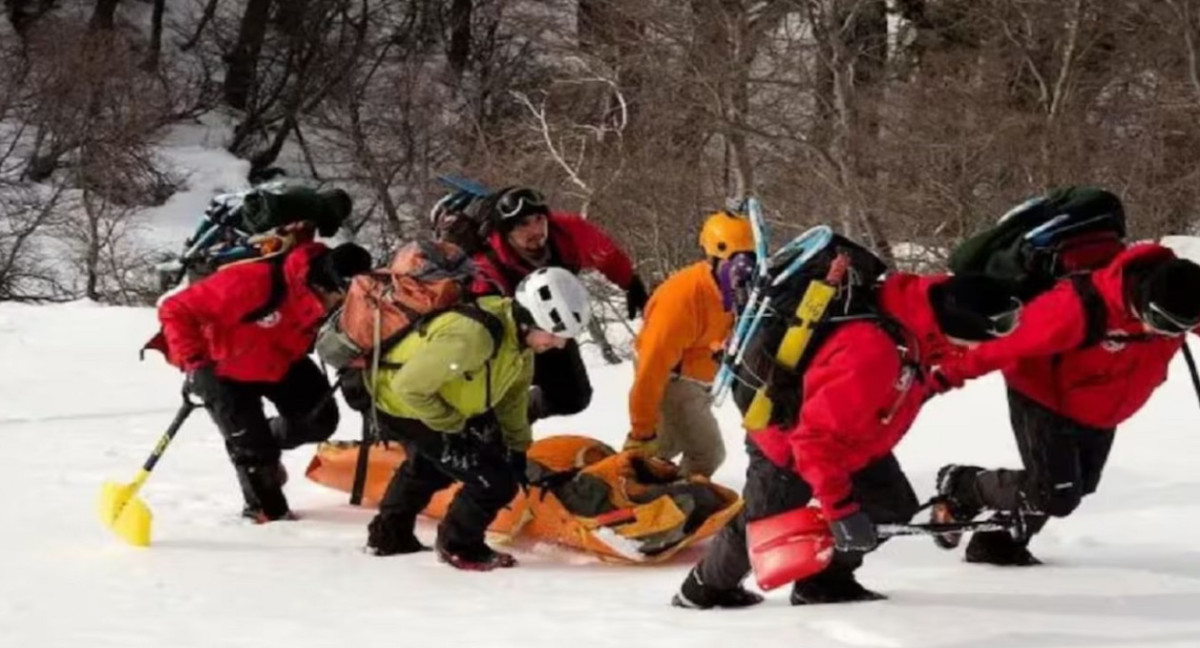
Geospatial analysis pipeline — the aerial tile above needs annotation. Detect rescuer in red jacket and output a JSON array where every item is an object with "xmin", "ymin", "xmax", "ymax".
[
  {"xmin": 157, "ymin": 241, "xmax": 372, "ymax": 522},
  {"xmin": 673, "ymin": 272, "xmax": 1022, "ymax": 609},
  {"xmin": 470, "ymin": 187, "xmax": 648, "ymax": 421},
  {"xmin": 932, "ymin": 244, "xmax": 1200, "ymax": 566}
]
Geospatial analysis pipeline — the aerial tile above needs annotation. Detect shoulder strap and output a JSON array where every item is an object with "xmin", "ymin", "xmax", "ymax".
[
  {"xmin": 240, "ymin": 258, "xmax": 288, "ymax": 323},
  {"xmin": 1069, "ymin": 274, "xmax": 1108, "ymax": 349},
  {"xmin": 450, "ymin": 303, "xmax": 505, "ymax": 359}
]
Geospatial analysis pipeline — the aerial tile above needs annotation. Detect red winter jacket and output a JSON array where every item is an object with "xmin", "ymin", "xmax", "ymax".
[
  {"xmin": 157, "ymin": 242, "xmax": 329, "ymax": 383},
  {"xmin": 470, "ymin": 211, "xmax": 635, "ymax": 296},
  {"xmin": 940, "ymin": 244, "xmax": 1192, "ymax": 429},
  {"xmin": 750, "ymin": 273, "xmax": 952, "ymax": 520}
]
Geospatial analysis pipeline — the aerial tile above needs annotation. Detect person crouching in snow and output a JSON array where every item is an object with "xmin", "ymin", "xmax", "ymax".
[
  {"xmin": 623, "ymin": 211, "xmax": 757, "ymax": 477},
  {"xmin": 156, "ymin": 242, "xmax": 373, "ymax": 522},
  {"xmin": 364, "ymin": 267, "xmax": 593, "ymax": 570},
  {"xmin": 930, "ymin": 246, "xmax": 1200, "ymax": 566},
  {"xmin": 672, "ymin": 270, "xmax": 1022, "ymax": 608}
]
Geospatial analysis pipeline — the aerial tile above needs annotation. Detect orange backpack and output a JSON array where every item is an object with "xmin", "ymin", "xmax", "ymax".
[{"xmin": 315, "ymin": 240, "xmax": 500, "ymax": 371}]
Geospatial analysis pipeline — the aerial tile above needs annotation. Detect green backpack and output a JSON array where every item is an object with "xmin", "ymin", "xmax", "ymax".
[{"xmin": 949, "ymin": 186, "xmax": 1126, "ymax": 301}]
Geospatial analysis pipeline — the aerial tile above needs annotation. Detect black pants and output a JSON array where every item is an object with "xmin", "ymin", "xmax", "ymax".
[
  {"xmin": 954, "ymin": 389, "xmax": 1114, "ymax": 539},
  {"xmin": 375, "ymin": 413, "xmax": 518, "ymax": 551},
  {"xmin": 529, "ymin": 339, "xmax": 592, "ymax": 420},
  {"xmin": 696, "ymin": 442, "xmax": 918, "ymax": 591},
  {"xmin": 203, "ymin": 357, "xmax": 339, "ymax": 468}
]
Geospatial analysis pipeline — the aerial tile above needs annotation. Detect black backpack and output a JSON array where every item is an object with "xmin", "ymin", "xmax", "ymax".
[
  {"xmin": 731, "ymin": 234, "xmax": 904, "ymax": 430},
  {"xmin": 430, "ymin": 175, "xmax": 495, "ymax": 256},
  {"xmin": 949, "ymin": 186, "xmax": 1127, "ymax": 348}
]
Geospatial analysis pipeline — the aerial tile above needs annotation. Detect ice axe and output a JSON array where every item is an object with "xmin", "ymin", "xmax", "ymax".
[
  {"xmin": 98, "ymin": 395, "xmax": 198, "ymax": 547},
  {"xmin": 747, "ymin": 507, "xmax": 1021, "ymax": 591}
]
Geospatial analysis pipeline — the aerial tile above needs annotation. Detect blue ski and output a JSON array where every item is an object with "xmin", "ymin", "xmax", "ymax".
[
  {"xmin": 712, "ymin": 218, "xmax": 833, "ymax": 404},
  {"xmin": 437, "ymin": 174, "xmax": 494, "ymax": 198}
]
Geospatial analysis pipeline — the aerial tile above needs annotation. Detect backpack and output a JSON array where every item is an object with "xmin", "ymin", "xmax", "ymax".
[
  {"xmin": 948, "ymin": 186, "xmax": 1127, "ymax": 347},
  {"xmin": 157, "ymin": 182, "xmax": 352, "ymax": 289},
  {"xmin": 730, "ymin": 234, "xmax": 903, "ymax": 430},
  {"xmin": 949, "ymin": 186, "xmax": 1126, "ymax": 299},
  {"xmin": 430, "ymin": 175, "xmax": 495, "ymax": 256},
  {"xmin": 314, "ymin": 240, "xmax": 503, "ymax": 375}
]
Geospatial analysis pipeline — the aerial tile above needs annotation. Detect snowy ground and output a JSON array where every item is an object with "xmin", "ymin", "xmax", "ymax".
[
  {"xmin": 3, "ymin": 300, "xmax": 1200, "ymax": 648},
  {"xmin": 4, "ymin": 128, "xmax": 1200, "ymax": 646}
]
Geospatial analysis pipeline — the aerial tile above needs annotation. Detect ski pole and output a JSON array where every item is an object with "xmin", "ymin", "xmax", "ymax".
[
  {"xmin": 876, "ymin": 519, "xmax": 1014, "ymax": 539},
  {"xmin": 1182, "ymin": 342, "xmax": 1200, "ymax": 412}
]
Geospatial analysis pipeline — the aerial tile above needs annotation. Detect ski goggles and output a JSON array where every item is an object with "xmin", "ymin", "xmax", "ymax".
[
  {"xmin": 496, "ymin": 188, "xmax": 547, "ymax": 221},
  {"xmin": 1141, "ymin": 301, "xmax": 1198, "ymax": 336},
  {"xmin": 983, "ymin": 298, "xmax": 1023, "ymax": 337}
]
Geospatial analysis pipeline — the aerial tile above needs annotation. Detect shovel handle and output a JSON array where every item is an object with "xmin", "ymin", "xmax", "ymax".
[{"xmin": 141, "ymin": 397, "xmax": 198, "ymax": 474}]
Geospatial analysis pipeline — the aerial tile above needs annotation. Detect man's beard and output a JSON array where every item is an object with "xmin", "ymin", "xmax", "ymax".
[{"xmin": 517, "ymin": 243, "xmax": 550, "ymax": 265}]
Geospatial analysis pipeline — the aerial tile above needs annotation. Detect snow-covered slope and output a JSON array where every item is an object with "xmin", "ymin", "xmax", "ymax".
[{"xmin": 3, "ymin": 301, "xmax": 1200, "ymax": 648}]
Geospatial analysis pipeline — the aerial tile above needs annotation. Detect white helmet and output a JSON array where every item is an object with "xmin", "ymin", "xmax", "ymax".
[{"xmin": 515, "ymin": 267, "xmax": 592, "ymax": 339}]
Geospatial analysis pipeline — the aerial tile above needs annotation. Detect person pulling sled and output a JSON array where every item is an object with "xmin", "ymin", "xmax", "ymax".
[
  {"xmin": 931, "ymin": 187, "xmax": 1200, "ymax": 566},
  {"xmin": 362, "ymin": 266, "xmax": 594, "ymax": 570},
  {"xmin": 152, "ymin": 241, "xmax": 373, "ymax": 522},
  {"xmin": 673, "ymin": 231, "xmax": 1022, "ymax": 608}
]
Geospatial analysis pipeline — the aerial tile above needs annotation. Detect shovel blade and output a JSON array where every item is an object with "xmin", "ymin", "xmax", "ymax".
[
  {"xmin": 747, "ymin": 507, "xmax": 836, "ymax": 591},
  {"xmin": 99, "ymin": 481, "xmax": 153, "ymax": 547}
]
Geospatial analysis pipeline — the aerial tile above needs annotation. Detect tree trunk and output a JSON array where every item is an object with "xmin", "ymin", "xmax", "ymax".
[
  {"xmin": 181, "ymin": 0, "xmax": 220, "ymax": 51},
  {"xmin": 448, "ymin": 0, "xmax": 471, "ymax": 79},
  {"xmin": 142, "ymin": 0, "xmax": 165, "ymax": 71},
  {"xmin": 224, "ymin": 0, "xmax": 273, "ymax": 110},
  {"xmin": 89, "ymin": 0, "xmax": 119, "ymax": 31}
]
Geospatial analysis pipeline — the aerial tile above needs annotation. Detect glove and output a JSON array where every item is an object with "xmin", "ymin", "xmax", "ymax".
[
  {"xmin": 622, "ymin": 433, "xmax": 661, "ymax": 457},
  {"xmin": 507, "ymin": 449, "xmax": 530, "ymax": 489},
  {"xmin": 829, "ymin": 511, "xmax": 878, "ymax": 552},
  {"xmin": 185, "ymin": 364, "xmax": 223, "ymax": 404},
  {"xmin": 440, "ymin": 433, "xmax": 480, "ymax": 473},
  {"xmin": 625, "ymin": 275, "xmax": 650, "ymax": 320},
  {"xmin": 339, "ymin": 368, "xmax": 374, "ymax": 413},
  {"xmin": 463, "ymin": 412, "xmax": 500, "ymax": 443}
]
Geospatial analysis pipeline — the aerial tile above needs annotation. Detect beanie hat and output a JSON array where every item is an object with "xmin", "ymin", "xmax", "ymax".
[
  {"xmin": 1134, "ymin": 258, "xmax": 1200, "ymax": 334},
  {"xmin": 928, "ymin": 274, "xmax": 1022, "ymax": 341},
  {"xmin": 308, "ymin": 243, "xmax": 373, "ymax": 293}
]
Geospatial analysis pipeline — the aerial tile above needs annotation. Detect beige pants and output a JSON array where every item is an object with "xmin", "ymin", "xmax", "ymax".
[{"xmin": 655, "ymin": 378, "xmax": 726, "ymax": 478}]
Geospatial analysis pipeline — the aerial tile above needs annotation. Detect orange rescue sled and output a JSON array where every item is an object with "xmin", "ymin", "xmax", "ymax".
[{"xmin": 306, "ymin": 435, "xmax": 742, "ymax": 563}]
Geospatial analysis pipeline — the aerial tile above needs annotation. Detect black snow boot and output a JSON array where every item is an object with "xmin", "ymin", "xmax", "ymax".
[
  {"xmin": 930, "ymin": 463, "xmax": 984, "ymax": 550},
  {"xmin": 671, "ymin": 569, "xmax": 764, "ymax": 610},
  {"xmin": 435, "ymin": 537, "xmax": 517, "ymax": 571},
  {"xmin": 965, "ymin": 528, "xmax": 1042, "ymax": 566},
  {"xmin": 236, "ymin": 462, "xmax": 293, "ymax": 523},
  {"xmin": 365, "ymin": 514, "xmax": 430, "ymax": 556},
  {"xmin": 790, "ymin": 569, "xmax": 887, "ymax": 605}
]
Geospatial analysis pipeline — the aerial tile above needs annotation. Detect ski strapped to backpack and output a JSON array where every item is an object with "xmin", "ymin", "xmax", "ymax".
[
  {"xmin": 711, "ymin": 200, "xmax": 834, "ymax": 404},
  {"xmin": 156, "ymin": 181, "xmax": 352, "ymax": 289}
]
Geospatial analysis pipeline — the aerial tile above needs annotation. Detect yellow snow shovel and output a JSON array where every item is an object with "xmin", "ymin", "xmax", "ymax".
[{"xmin": 98, "ymin": 397, "xmax": 197, "ymax": 547}]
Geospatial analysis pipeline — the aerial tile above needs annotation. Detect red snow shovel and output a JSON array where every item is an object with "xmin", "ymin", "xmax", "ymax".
[
  {"xmin": 747, "ymin": 507, "xmax": 1019, "ymax": 591},
  {"xmin": 98, "ymin": 396, "xmax": 197, "ymax": 547},
  {"xmin": 747, "ymin": 507, "xmax": 836, "ymax": 591}
]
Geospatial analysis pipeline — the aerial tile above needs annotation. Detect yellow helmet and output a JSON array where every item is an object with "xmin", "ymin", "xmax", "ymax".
[{"xmin": 699, "ymin": 211, "xmax": 754, "ymax": 259}]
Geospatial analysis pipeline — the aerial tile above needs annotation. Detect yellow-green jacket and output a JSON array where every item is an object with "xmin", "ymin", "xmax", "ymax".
[{"xmin": 369, "ymin": 296, "xmax": 534, "ymax": 450}]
